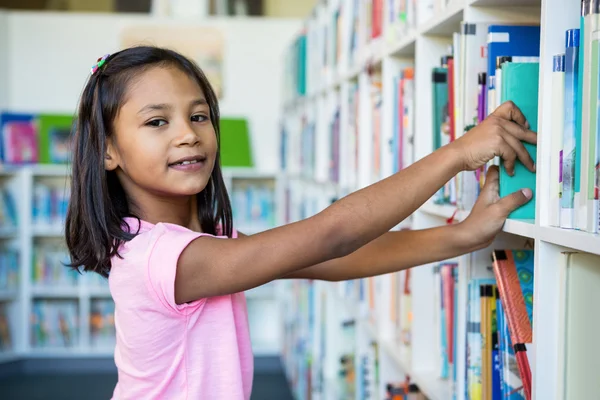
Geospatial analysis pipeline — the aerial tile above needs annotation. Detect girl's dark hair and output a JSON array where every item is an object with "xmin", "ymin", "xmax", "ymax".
[{"xmin": 66, "ymin": 46, "xmax": 233, "ymax": 277}]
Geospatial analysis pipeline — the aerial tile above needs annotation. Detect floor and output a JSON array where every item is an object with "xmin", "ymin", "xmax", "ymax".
[{"xmin": 0, "ymin": 371, "xmax": 294, "ymax": 400}]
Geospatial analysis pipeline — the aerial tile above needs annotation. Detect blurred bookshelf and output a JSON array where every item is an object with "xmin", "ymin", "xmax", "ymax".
[{"xmin": 0, "ymin": 163, "xmax": 284, "ymax": 362}]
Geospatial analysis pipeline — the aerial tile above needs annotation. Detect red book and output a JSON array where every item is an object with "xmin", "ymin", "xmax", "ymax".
[{"xmin": 372, "ymin": 0, "xmax": 383, "ymax": 38}]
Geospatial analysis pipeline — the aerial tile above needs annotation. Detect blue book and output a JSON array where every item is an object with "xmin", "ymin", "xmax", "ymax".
[
  {"xmin": 487, "ymin": 25, "xmax": 541, "ymax": 90},
  {"xmin": 492, "ymin": 287, "xmax": 502, "ymax": 400}
]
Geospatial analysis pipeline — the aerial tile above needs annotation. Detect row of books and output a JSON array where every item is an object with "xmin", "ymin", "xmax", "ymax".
[
  {"xmin": 549, "ymin": 0, "xmax": 600, "ymax": 233},
  {"xmin": 463, "ymin": 250, "xmax": 535, "ymax": 400},
  {"xmin": 90, "ymin": 298, "xmax": 115, "ymax": 348},
  {"xmin": 0, "ymin": 302, "xmax": 11, "ymax": 351},
  {"xmin": 0, "ymin": 112, "xmax": 73, "ymax": 164},
  {"xmin": 32, "ymin": 247, "xmax": 78, "ymax": 288},
  {"xmin": 31, "ymin": 299, "xmax": 79, "ymax": 348},
  {"xmin": 283, "ymin": 0, "xmax": 452, "ymax": 101},
  {"xmin": 33, "ymin": 182, "xmax": 70, "ymax": 228},
  {"xmin": 431, "ymin": 23, "xmax": 541, "ymax": 219},
  {"xmin": 231, "ymin": 180, "xmax": 277, "ymax": 231},
  {"xmin": 31, "ymin": 298, "xmax": 116, "ymax": 349},
  {"xmin": 0, "ymin": 250, "xmax": 19, "ymax": 291}
]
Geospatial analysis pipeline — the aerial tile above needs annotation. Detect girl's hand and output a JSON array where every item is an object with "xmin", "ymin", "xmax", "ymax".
[
  {"xmin": 458, "ymin": 166, "xmax": 532, "ymax": 250},
  {"xmin": 451, "ymin": 101, "xmax": 537, "ymax": 175}
]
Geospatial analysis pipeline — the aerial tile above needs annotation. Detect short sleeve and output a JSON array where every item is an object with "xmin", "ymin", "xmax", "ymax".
[{"xmin": 146, "ymin": 223, "xmax": 205, "ymax": 315}]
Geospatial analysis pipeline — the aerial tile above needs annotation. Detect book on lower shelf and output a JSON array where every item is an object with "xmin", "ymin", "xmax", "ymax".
[
  {"xmin": 231, "ymin": 178, "xmax": 277, "ymax": 232},
  {"xmin": 32, "ymin": 245, "xmax": 78, "ymax": 288},
  {"xmin": 0, "ymin": 249, "xmax": 19, "ymax": 291},
  {"xmin": 90, "ymin": 298, "xmax": 115, "ymax": 349},
  {"xmin": 0, "ymin": 302, "xmax": 12, "ymax": 352},
  {"xmin": 30, "ymin": 299, "xmax": 79, "ymax": 349},
  {"xmin": 32, "ymin": 181, "xmax": 69, "ymax": 229}
]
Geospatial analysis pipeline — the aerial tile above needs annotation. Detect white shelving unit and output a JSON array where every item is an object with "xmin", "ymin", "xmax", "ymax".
[
  {"xmin": 0, "ymin": 164, "xmax": 285, "ymax": 363},
  {"xmin": 279, "ymin": 0, "xmax": 600, "ymax": 399}
]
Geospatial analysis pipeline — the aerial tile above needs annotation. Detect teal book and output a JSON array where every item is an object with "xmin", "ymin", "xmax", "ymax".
[
  {"xmin": 432, "ymin": 68, "xmax": 448, "ymax": 151},
  {"xmin": 499, "ymin": 62, "xmax": 539, "ymax": 219}
]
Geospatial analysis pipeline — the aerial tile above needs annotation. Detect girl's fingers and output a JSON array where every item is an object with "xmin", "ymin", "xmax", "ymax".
[{"xmin": 501, "ymin": 129, "xmax": 536, "ymax": 172}]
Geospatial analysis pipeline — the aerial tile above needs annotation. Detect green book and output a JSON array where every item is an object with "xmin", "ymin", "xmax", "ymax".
[
  {"xmin": 499, "ymin": 62, "xmax": 539, "ymax": 219},
  {"xmin": 220, "ymin": 118, "xmax": 253, "ymax": 168},
  {"xmin": 37, "ymin": 114, "xmax": 75, "ymax": 164}
]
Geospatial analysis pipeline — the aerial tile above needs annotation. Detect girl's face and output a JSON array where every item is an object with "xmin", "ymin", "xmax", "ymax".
[{"xmin": 106, "ymin": 66, "xmax": 217, "ymax": 208}]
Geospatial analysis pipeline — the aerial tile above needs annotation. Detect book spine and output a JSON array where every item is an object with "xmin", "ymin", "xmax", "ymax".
[
  {"xmin": 561, "ymin": 29, "xmax": 581, "ymax": 229},
  {"xmin": 551, "ymin": 54, "xmax": 566, "ymax": 227},
  {"xmin": 588, "ymin": 22, "xmax": 600, "ymax": 233},
  {"xmin": 575, "ymin": 1, "xmax": 589, "ymax": 197},
  {"xmin": 577, "ymin": 3, "xmax": 596, "ymax": 230}
]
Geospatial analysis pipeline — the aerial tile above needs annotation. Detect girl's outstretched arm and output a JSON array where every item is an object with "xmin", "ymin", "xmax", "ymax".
[
  {"xmin": 279, "ymin": 165, "xmax": 528, "ymax": 281},
  {"xmin": 174, "ymin": 102, "xmax": 536, "ymax": 303}
]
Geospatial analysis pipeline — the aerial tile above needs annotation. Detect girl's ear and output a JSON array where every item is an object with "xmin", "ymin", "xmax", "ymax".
[{"xmin": 104, "ymin": 139, "xmax": 118, "ymax": 171}]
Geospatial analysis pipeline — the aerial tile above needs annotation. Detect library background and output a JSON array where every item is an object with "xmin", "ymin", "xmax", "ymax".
[{"xmin": 0, "ymin": 0, "xmax": 599, "ymax": 399}]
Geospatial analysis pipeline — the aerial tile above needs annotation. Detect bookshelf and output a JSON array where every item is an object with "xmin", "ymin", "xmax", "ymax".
[
  {"xmin": 0, "ymin": 164, "xmax": 284, "ymax": 362},
  {"xmin": 279, "ymin": 0, "xmax": 600, "ymax": 399}
]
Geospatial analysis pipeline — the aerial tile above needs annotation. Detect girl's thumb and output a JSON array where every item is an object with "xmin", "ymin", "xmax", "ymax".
[{"xmin": 497, "ymin": 188, "xmax": 533, "ymax": 216}]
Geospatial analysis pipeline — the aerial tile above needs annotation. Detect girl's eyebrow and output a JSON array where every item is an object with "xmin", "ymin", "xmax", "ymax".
[
  {"xmin": 138, "ymin": 103, "xmax": 171, "ymax": 115},
  {"xmin": 137, "ymin": 98, "xmax": 207, "ymax": 115}
]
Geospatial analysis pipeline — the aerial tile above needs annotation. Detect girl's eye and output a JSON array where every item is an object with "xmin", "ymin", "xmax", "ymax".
[
  {"xmin": 191, "ymin": 114, "xmax": 208, "ymax": 123},
  {"xmin": 147, "ymin": 119, "xmax": 167, "ymax": 127}
]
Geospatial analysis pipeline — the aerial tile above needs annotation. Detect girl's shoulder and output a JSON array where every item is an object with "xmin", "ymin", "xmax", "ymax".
[{"xmin": 120, "ymin": 217, "xmax": 237, "ymax": 243}]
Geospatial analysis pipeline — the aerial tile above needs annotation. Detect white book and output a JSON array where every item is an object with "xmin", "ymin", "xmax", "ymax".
[
  {"xmin": 576, "ymin": 12, "xmax": 600, "ymax": 231},
  {"xmin": 586, "ymin": 28, "xmax": 600, "ymax": 233},
  {"xmin": 563, "ymin": 252, "xmax": 600, "ymax": 400},
  {"xmin": 459, "ymin": 22, "xmax": 490, "ymax": 210}
]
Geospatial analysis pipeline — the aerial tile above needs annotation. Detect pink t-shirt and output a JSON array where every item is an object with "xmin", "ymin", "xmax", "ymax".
[{"xmin": 108, "ymin": 218, "xmax": 254, "ymax": 399}]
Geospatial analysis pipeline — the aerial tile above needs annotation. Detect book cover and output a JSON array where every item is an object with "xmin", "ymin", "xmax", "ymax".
[
  {"xmin": 589, "ymin": 29, "xmax": 600, "ymax": 233},
  {"xmin": 467, "ymin": 278, "xmax": 495, "ymax": 400},
  {"xmin": 432, "ymin": 67, "xmax": 448, "ymax": 151},
  {"xmin": 491, "ymin": 250, "xmax": 534, "ymax": 400},
  {"xmin": 550, "ymin": 54, "xmax": 566, "ymax": 227},
  {"xmin": 497, "ymin": 299, "xmax": 526, "ymax": 399},
  {"xmin": 38, "ymin": 114, "xmax": 74, "ymax": 164},
  {"xmin": 499, "ymin": 62, "xmax": 539, "ymax": 219},
  {"xmin": 562, "ymin": 29, "xmax": 581, "ymax": 228},
  {"xmin": 577, "ymin": 5, "xmax": 600, "ymax": 231},
  {"xmin": 0, "ymin": 112, "xmax": 39, "ymax": 164}
]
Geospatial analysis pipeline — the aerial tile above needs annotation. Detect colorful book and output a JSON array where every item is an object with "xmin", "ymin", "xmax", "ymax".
[
  {"xmin": 491, "ymin": 250, "xmax": 534, "ymax": 400},
  {"xmin": 562, "ymin": 29, "xmax": 581, "ymax": 228},
  {"xmin": 497, "ymin": 298, "xmax": 526, "ymax": 399}
]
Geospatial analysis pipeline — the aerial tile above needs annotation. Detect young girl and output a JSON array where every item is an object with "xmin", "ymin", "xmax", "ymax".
[{"xmin": 65, "ymin": 46, "xmax": 536, "ymax": 399}]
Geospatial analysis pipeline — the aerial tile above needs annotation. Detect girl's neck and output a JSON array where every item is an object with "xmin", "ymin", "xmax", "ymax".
[{"xmin": 132, "ymin": 194, "xmax": 203, "ymax": 232}]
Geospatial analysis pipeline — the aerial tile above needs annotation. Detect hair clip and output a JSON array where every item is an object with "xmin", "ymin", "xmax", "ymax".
[{"xmin": 91, "ymin": 54, "xmax": 110, "ymax": 75}]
